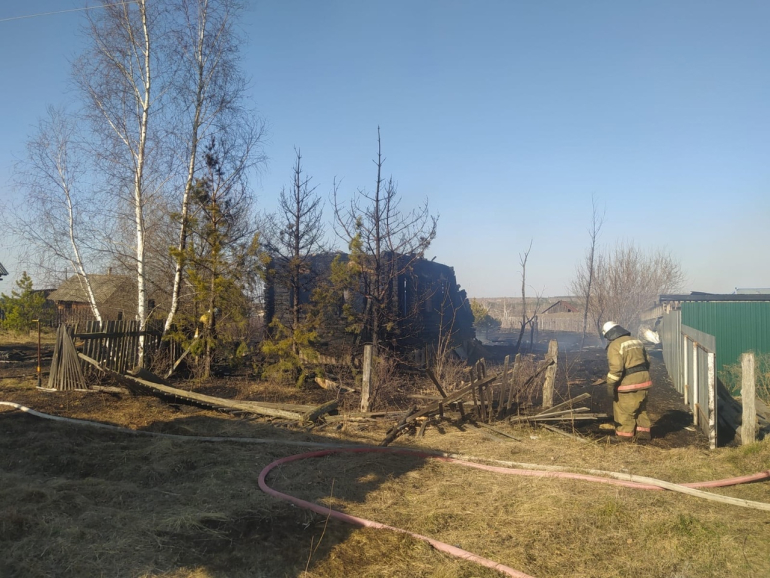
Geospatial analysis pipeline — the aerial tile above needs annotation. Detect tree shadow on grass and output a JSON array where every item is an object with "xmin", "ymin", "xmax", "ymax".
[{"xmin": 0, "ymin": 406, "xmax": 456, "ymax": 578}]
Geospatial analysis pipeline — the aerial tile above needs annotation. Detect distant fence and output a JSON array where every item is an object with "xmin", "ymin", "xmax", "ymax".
[{"xmin": 535, "ymin": 314, "xmax": 584, "ymax": 333}]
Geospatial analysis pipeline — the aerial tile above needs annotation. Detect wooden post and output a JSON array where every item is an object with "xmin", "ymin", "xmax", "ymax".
[
  {"xmin": 741, "ymin": 352, "xmax": 756, "ymax": 445},
  {"xmin": 707, "ymin": 351, "xmax": 716, "ymax": 450},
  {"xmin": 506, "ymin": 353, "xmax": 521, "ymax": 412},
  {"xmin": 541, "ymin": 340, "xmax": 558, "ymax": 409},
  {"xmin": 497, "ymin": 354, "xmax": 511, "ymax": 418},
  {"xmin": 692, "ymin": 340, "xmax": 699, "ymax": 427},
  {"xmin": 360, "ymin": 344, "xmax": 373, "ymax": 413},
  {"xmin": 683, "ymin": 334, "xmax": 689, "ymax": 407}
]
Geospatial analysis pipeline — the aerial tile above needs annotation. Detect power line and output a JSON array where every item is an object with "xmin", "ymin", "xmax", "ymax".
[{"xmin": 0, "ymin": 1, "xmax": 138, "ymax": 24}]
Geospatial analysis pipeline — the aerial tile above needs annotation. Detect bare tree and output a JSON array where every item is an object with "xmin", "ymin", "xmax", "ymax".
[
  {"xmin": 333, "ymin": 128, "xmax": 438, "ymax": 350},
  {"xmin": 262, "ymin": 148, "xmax": 325, "ymax": 354},
  {"xmin": 574, "ymin": 241, "xmax": 684, "ymax": 335},
  {"xmin": 9, "ymin": 107, "xmax": 104, "ymax": 322},
  {"xmin": 576, "ymin": 195, "xmax": 604, "ymax": 348},
  {"xmin": 164, "ymin": 0, "xmax": 262, "ymax": 336}
]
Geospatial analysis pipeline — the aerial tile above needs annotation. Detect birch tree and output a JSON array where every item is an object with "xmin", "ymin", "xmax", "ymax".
[
  {"xmin": 164, "ymin": 0, "xmax": 262, "ymax": 336},
  {"xmin": 10, "ymin": 107, "xmax": 104, "ymax": 323},
  {"xmin": 74, "ymin": 0, "xmax": 161, "ymax": 363}
]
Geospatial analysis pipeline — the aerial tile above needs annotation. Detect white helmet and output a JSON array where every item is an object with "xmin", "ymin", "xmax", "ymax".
[{"xmin": 602, "ymin": 321, "xmax": 619, "ymax": 337}]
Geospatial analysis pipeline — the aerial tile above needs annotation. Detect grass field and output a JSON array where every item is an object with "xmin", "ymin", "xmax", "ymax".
[{"xmin": 1, "ymin": 369, "xmax": 770, "ymax": 578}]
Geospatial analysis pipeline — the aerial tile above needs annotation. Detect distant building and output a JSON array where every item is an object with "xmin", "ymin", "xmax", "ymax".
[
  {"xmin": 0, "ymin": 261, "xmax": 7, "ymax": 281},
  {"xmin": 535, "ymin": 299, "xmax": 583, "ymax": 333},
  {"xmin": 264, "ymin": 252, "xmax": 475, "ymax": 350},
  {"xmin": 47, "ymin": 274, "xmax": 139, "ymax": 325}
]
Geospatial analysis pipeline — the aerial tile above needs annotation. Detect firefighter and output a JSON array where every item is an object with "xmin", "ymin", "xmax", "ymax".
[{"xmin": 601, "ymin": 321, "xmax": 652, "ymax": 441}]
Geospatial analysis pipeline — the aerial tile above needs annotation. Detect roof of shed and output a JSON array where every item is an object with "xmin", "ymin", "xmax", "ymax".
[{"xmin": 48, "ymin": 275, "xmax": 134, "ymax": 304}]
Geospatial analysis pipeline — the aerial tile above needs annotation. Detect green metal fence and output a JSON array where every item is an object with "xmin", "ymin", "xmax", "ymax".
[{"xmin": 681, "ymin": 301, "xmax": 770, "ymax": 373}]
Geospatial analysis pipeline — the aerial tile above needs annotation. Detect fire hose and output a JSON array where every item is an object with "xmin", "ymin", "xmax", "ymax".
[{"xmin": 3, "ymin": 402, "xmax": 770, "ymax": 577}]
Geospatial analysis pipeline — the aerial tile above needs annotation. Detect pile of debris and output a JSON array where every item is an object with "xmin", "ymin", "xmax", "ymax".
[{"xmin": 378, "ymin": 340, "xmax": 606, "ymax": 446}]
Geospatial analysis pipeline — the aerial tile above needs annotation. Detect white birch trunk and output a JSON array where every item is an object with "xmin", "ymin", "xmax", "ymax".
[
  {"xmin": 135, "ymin": 0, "xmax": 151, "ymax": 366},
  {"xmin": 165, "ymin": 6, "xmax": 207, "ymax": 335}
]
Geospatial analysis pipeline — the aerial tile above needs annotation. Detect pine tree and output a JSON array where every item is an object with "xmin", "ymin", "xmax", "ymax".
[{"xmin": 1, "ymin": 272, "xmax": 49, "ymax": 332}]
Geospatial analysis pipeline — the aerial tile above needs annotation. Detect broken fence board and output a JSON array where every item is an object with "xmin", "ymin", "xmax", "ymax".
[{"xmin": 535, "ymin": 392, "xmax": 591, "ymax": 416}]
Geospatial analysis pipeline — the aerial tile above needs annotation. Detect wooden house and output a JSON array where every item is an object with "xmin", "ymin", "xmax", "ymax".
[
  {"xmin": 47, "ymin": 274, "xmax": 139, "ymax": 325},
  {"xmin": 264, "ymin": 252, "xmax": 475, "ymax": 351}
]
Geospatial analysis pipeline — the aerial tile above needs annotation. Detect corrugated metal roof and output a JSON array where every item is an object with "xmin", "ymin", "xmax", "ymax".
[{"xmin": 661, "ymin": 293, "xmax": 770, "ymax": 302}]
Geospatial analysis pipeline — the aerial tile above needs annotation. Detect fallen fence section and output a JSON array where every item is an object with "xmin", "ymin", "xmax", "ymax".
[{"xmin": 77, "ymin": 353, "xmax": 337, "ymax": 424}]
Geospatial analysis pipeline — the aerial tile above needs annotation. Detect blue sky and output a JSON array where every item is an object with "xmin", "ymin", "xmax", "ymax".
[{"xmin": 1, "ymin": 0, "xmax": 769, "ymax": 297}]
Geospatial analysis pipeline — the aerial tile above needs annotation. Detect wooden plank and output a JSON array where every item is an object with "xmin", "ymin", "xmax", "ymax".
[
  {"xmin": 165, "ymin": 337, "xmax": 199, "ymax": 379},
  {"xmin": 541, "ymin": 340, "xmax": 558, "ymax": 409},
  {"xmin": 301, "ymin": 400, "xmax": 339, "ymax": 423},
  {"xmin": 535, "ymin": 392, "xmax": 591, "ymax": 416},
  {"xmin": 361, "ymin": 344, "xmax": 373, "ymax": 412},
  {"xmin": 497, "ymin": 355, "xmax": 511, "ymax": 418},
  {"xmin": 515, "ymin": 413, "xmax": 606, "ymax": 422},
  {"xmin": 511, "ymin": 407, "xmax": 591, "ymax": 422},
  {"xmin": 478, "ymin": 382, "xmax": 488, "ymax": 421},
  {"xmin": 473, "ymin": 420, "xmax": 522, "ymax": 441},
  {"xmin": 506, "ymin": 353, "xmax": 522, "ymax": 413},
  {"xmin": 406, "ymin": 374, "xmax": 499, "ymax": 425},
  {"xmin": 380, "ymin": 406, "xmax": 419, "ymax": 446},
  {"xmin": 424, "ymin": 368, "xmax": 448, "ymax": 398},
  {"xmin": 77, "ymin": 352, "xmax": 306, "ymax": 420},
  {"xmin": 539, "ymin": 423, "xmax": 590, "ymax": 443},
  {"xmin": 741, "ymin": 352, "xmax": 756, "ymax": 445}
]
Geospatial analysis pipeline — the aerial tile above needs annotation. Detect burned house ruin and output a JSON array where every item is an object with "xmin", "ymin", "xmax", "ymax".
[{"xmin": 264, "ymin": 252, "xmax": 475, "ymax": 352}]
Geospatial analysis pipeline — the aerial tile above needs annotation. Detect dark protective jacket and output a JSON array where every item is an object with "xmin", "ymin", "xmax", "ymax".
[{"xmin": 605, "ymin": 325, "xmax": 652, "ymax": 392}]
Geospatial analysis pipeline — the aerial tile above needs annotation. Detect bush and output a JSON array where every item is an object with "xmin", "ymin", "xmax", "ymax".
[{"xmin": 719, "ymin": 353, "xmax": 770, "ymax": 404}]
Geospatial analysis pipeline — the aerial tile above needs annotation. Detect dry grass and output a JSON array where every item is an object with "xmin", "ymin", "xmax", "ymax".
[
  {"xmin": 1, "ymin": 369, "xmax": 770, "ymax": 578},
  {"xmin": 0, "ymin": 329, "xmax": 56, "ymax": 346}
]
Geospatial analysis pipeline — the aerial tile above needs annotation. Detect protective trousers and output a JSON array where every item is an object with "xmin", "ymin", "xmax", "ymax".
[{"xmin": 612, "ymin": 389, "xmax": 651, "ymax": 438}]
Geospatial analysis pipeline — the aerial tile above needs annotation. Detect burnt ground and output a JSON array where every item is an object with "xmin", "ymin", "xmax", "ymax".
[
  {"xmin": 564, "ymin": 347, "xmax": 706, "ymax": 449},
  {"xmin": 479, "ymin": 337, "xmax": 708, "ymax": 449}
]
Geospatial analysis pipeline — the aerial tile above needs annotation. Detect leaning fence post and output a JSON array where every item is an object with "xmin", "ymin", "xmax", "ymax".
[
  {"xmin": 360, "ymin": 344, "xmax": 373, "ymax": 412},
  {"xmin": 741, "ymin": 352, "xmax": 756, "ymax": 445}
]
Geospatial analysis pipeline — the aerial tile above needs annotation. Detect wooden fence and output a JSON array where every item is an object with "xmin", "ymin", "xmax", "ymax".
[{"xmin": 73, "ymin": 320, "xmax": 167, "ymax": 374}]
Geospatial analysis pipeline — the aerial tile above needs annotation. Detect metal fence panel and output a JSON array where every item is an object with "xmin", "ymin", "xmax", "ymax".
[
  {"xmin": 661, "ymin": 310, "xmax": 682, "ymax": 393},
  {"xmin": 682, "ymin": 301, "xmax": 770, "ymax": 372}
]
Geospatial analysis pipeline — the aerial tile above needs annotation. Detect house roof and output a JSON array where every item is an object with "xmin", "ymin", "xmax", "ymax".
[
  {"xmin": 47, "ymin": 275, "xmax": 134, "ymax": 305},
  {"xmin": 0, "ymin": 261, "xmax": 8, "ymax": 279},
  {"xmin": 660, "ymin": 293, "xmax": 770, "ymax": 303}
]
